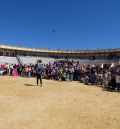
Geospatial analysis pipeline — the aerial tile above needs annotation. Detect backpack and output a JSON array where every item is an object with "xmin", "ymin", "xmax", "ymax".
[{"xmin": 36, "ymin": 67, "xmax": 42, "ymax": 75}]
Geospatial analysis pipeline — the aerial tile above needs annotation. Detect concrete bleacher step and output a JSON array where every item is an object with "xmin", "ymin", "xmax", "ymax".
[
  {"xmin": 0, "ymin": 56, "xmax": 18, "ymax": 64},
  {"xmin": 18, "ymin": 56, "xmax": 56, "ymax": 65}
]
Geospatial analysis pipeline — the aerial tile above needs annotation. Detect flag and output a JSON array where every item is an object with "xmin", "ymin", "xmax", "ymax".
[
  {"xmin": 101, "ymin": 63, "xmax": 104, "ymax": 68},
  {"xmin": 110, "ymin": 63, "xmax": 115, "ymax": 68}
]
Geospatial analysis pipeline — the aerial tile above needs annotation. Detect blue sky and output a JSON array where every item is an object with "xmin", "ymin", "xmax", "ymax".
[{"xmin": 0, "ymin": 0, "xmax": 120, "ymax": 50}]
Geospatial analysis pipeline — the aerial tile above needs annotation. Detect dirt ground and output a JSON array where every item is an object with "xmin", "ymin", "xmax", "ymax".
[{"xmin": 0, "ymin": 76, "xmax": 120, "ymax": 129}]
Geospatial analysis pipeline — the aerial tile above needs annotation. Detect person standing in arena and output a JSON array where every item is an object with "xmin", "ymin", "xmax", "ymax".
[{"xmin": 35, "ymin": 60, "xmax": 43, "ymax": 86}]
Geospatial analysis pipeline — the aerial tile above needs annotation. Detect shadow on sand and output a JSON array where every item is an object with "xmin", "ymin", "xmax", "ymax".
[
  {"xmin": 24, "ymin": 84, "xmax": 37, "ymax": 86},
  {"xmin": 102, "ymin": 87, "xmax": 120, "ymax": 93}
]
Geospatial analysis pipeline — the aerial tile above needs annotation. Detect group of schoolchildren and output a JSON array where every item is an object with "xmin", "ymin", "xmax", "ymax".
[{"xmin": 0, "ymin": 60, "xmax": 120, "ymax": 91}]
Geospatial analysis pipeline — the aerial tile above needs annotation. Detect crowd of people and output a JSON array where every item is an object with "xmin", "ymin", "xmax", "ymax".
[{"xmin": 0, "ymin": 60, "xmax": 120, "ymax": 91}]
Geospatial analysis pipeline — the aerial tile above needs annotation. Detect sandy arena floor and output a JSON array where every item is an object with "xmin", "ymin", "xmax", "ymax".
[{"xmin": 0, "ymin": 76, "xmax": 120, "ymax": 129}]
